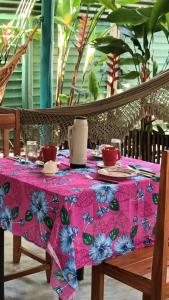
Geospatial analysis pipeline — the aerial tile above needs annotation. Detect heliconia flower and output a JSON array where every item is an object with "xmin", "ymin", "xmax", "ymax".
[
  {"xmin": 106, "ymin": 54, "xmax": 120, "ymax": 95},
  {"xmin": 74, "ymin": 14, "xmax": 91, "ymax": 53}
]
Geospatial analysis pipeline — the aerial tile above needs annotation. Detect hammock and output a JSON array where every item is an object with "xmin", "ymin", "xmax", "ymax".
[
  {"xmin": 0, "ymin": 24, "xmax": 39, "ymax": 104},
  {"xmin": 1, "ymin": 68, "xmax": 169, "ymax": 145}
]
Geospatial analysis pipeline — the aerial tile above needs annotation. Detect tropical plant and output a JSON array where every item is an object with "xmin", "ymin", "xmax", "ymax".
[
  {"xmin": 92, "ymin": 0, "xmax": 169, "ymax": 95},
  {"xmin": 55, "ymin": 0, "xmax": 161, "ymax": 105},
  {"xmin": 54, "ymin": 0, "xmax": 108, "ymax": 106}
]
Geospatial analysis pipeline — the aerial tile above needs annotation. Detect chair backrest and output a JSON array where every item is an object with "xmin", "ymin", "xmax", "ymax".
[
  {"xmin": 151, "ymin": 150, "xmax": 169, "ymax": 298},
  {"xmin": 0, "ymin": 111, "xmax": 20, "ymax": 157}
]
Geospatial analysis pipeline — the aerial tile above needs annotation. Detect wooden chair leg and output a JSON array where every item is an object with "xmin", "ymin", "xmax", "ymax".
[
  {"xmin": 13, "ymin": 235, "xmax": 21, "ymax": 264},
  {"xmin": 143, "ymin": 293, "xmax": 150, "ymax": 300},
  {"xmin": 91, "ymin": 266, "xmax": 104, "ymax": 300},
  {"xmin": 45, "ymin": 252, "xmax": 51, "ymax": 283},
  {"xmin": 77, "ymin": 267, "xmax": 84, "ymax": 281}
]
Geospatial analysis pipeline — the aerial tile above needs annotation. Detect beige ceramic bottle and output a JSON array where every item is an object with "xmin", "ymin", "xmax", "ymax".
[{"xmin": 68, "ymin": 117, "xmax": 88, "ymax": 168}]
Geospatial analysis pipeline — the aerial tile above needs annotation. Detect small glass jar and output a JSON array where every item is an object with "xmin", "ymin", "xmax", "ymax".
[
  {"xmin": 26, "ymin": 141, "xmax": 38, "ymax": 163},
  {"xmin": 111, "ymin": 138, "xmax": 121, "ymax": 153}
]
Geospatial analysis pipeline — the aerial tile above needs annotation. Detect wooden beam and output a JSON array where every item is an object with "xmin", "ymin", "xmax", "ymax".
[{"xmin": 40, "ymin": 0, "xmax": 56, "ymax": 108}]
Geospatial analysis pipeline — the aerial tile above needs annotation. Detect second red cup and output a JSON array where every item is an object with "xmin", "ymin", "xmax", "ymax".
[
  {"xmin": 102, "ymin": 146, "xmax": 120, "ymax": 166},
  {"xmin": 39, "ymin": 145, "xmax": 57, "ymax": 163}
]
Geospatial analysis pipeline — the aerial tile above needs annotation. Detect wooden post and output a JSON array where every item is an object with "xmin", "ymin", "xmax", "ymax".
[{"xmin": 40, "ymin": 0, "xmax": 56, "ymax": 108}]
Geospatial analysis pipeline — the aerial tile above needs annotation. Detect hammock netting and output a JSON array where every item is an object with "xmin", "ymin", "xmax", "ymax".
[
  {"xmin": 1, "ymin": 68, "xmax": 167, "ymax": 146},
  {"xmin": 0, "ymin": 0, "xmax": 38, "ymax": 103},
  {"xmin": 0, "ymin": 24, "xmax": 39, "ymax": 103}
]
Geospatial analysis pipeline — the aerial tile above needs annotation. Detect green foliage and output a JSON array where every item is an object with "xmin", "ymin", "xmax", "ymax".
[
  {"xmin": 109, "ymin": 228, "xmax": 119, "ymax": 240},
  {"xmin": 88, "ymin": 71, "xmax": 99, "ymax": 99},
  {"xmin": 116, "ymin": 0, "xmax": 140, "ymax": 4},
  {"xmin": 83, "ymin": 232, "xmax": 94, "ymax": 245},
  {"xmin": 98, "ymin": 0, "xmax": 115, "ymax": 10},
  {"xmin": 3, "ymin": 182, "xmax": 10, "ymax": 194},
  {"xmin": 121, "ymin": 71, "xmax": 140, "ymax": 80},
  {"xmin": 149, "ymin": 0, "xmax": 169, "ymax": 32},
  {"xmin": 107, "ymin": 8, "xmax": 148, "ymax": 26},
  {"xmin": 109, "ymin": 198, "xmax": 119, "ymax": 211},
  {"xmin": 60, "ymin": 206, "xmax": 70, "ymax": 225},
  {"xmin": 93, "ymin": 36, "xmax": 133, "ymax": 55},
  {"xmin": 11, "ymin": 207, "xmax": 19, "ymax": 219}
]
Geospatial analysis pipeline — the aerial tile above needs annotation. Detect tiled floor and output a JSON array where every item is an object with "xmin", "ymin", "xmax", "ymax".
[{"xmin": 4, "ymin": 232, "xmax": 141, "ymax": 300}]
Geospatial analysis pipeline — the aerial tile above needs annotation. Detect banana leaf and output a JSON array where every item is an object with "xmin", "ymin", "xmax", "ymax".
[
  {"xmin": 116, "ymin": 0, "xmax": 140, "ymax": 4},
  {"xmin": 120, "ymin": 54, "xmax": 143, "ymax": 65},
  {"xmin": 107, "ymin": 8, "xmax": 148, "ymax": 26},
  {"xmin": 88, "ymin": 71, "xmax": 99, "ymax": 100},
  {"xmin": 149, "ymin": 0, "xmax": 169, "ymax": 33},
  {"xmin": 98, "ymin": 0, "xmax": 115, "ymax": 9},
  {"xmin": 92, "ymin": 36, "xmax": 133, "ymax": 55},
  {"xmin": 121, "ymin": 71, "xmax": 140, "ymax": 79}
]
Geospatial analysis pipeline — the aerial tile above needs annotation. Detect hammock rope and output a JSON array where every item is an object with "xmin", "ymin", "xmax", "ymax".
[
  {"xmin": 12, "ymin": 68, "xmax": 169, "ymax": 145},
  {"xmin": 0, "ymin": 0, "xmax": 39, "ymax": 104},
  {"xmin": 1, "ymin": 0, "xmax": 38, "ymax": 59},
  {"xmin": 0, "ymin": 23, "xmax": 40, "ymax": 104},
  {"xmin": 1, "ymin": 69, "xmax": 169, "ymax": 145}
]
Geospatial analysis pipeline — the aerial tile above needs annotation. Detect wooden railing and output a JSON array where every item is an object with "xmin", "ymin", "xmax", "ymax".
[{"xmin": 121, "ymin": 129, "xmax": 169, "ymax": 163}]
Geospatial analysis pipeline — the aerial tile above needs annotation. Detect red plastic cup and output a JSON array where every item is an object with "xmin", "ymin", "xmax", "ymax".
[
  {"xmin": 102, "ymin": 146, "xmax": 121, "ymax": 167},
  {"xmin": 39, "ymin": 145, "xmax": 57, "ymax": 163}
]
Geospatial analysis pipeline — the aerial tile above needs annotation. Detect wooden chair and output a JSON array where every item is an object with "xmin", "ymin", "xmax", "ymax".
[
  {"xmin": 91, "ymin": 150, "xmax": 169, "ymax": 300},
  {"xmin": 0, "ymin": 111, "xmax": 51, "ymax": 282}
]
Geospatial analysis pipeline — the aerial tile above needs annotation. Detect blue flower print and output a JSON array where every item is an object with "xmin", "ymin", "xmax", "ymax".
[
  {"xmin": 97, "ymin": 207, "xmax": 105, "ymax": 218},
  {"xmin": 64, "ymin": 196, "xmax": 69, "ymax": 202},
  {"xmin": 89, "ymin": 233, "xmax": 113, "ymax": 264},
  {"xmin": 30, "ymin": 191, "xmax": 49, "ymax": 223},
  {"xmin": 55, "ymin": 169, "xmax": 70, "ymax": 176},
  {"xmin": 59, "ymin": 226, "xmax": 74, "ymax": 255},
  {"xmin": 137, "ymin": 188, "xmax": 145, "ymax": 201},
  {"xmin": 70, "ymin": 196, "xmax": 77, "ymax": 204},
  {"xmin": 19, "ymin": 218, "xmax": 24, "ymax": 226},
  {"xmin": 53, "ymin": 195, "xmax": 59, "ymax": 203},
  {"xmin": 64, "ymin": 195, "xmax": 78, "ymax": 204},
  {"xmin": 83, "ymin": 212, "xmax": 90, "ymax": 221},
  {"xmin": 0, "ymin": 207, "xmax": 12, "ymax": 231},
  {"xmin": 147, "ymin": 184, "xmax": 154, "ymax": 193},
  {"xmin": 134, "ymin": 179, "xmax": 140, "ymax": 186},
  {"xmin": 72, "ymin": 167, "xmax": 96, "ymax": 175},
  {"xmin": 143, "ymin": 237, "xmax": 152, "ymax": 246},
  {"xmin": 92, "ymin": 183, "xmax": 118, "ymax": 204},
  {"xmin": 83, "ymin": 212, "xmax": 94, "ymax": 224},
  {"xmin": 0, "ymin": 186, "xmax": 5, "ymax": 208},
  {"xmin": 55, "ymin": 286, "xmax": 63, "ymax": 296},
  {"xmin": 58, "ymin": 149, "xmax": 70, "ymax": 157},
  {"xmin": 63, "ymin": 259, "xmax": 77, "ymax": 289},
  {"xmin": 72, "ymin": 227, "xmax": 78, "ymax": 235},
  {"xmin": 114, "ymin": 235, "xmax": 134, "ymax": 255},
  {"xmin": 133, "ymin": 216, "xmax": 138, "ymax": 223},
  {"xmin": 141, "ymin": 218, "xmax": 148, "ymax": 225},
  {"xmin": 40, "ymin": 231, "xmax": 51, "ymax": 243}
]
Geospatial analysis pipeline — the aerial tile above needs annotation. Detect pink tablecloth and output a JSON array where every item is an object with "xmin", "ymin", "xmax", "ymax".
[{"xmin": 0, "ymin": 151, "xmax": 160, "ymax": 299}]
